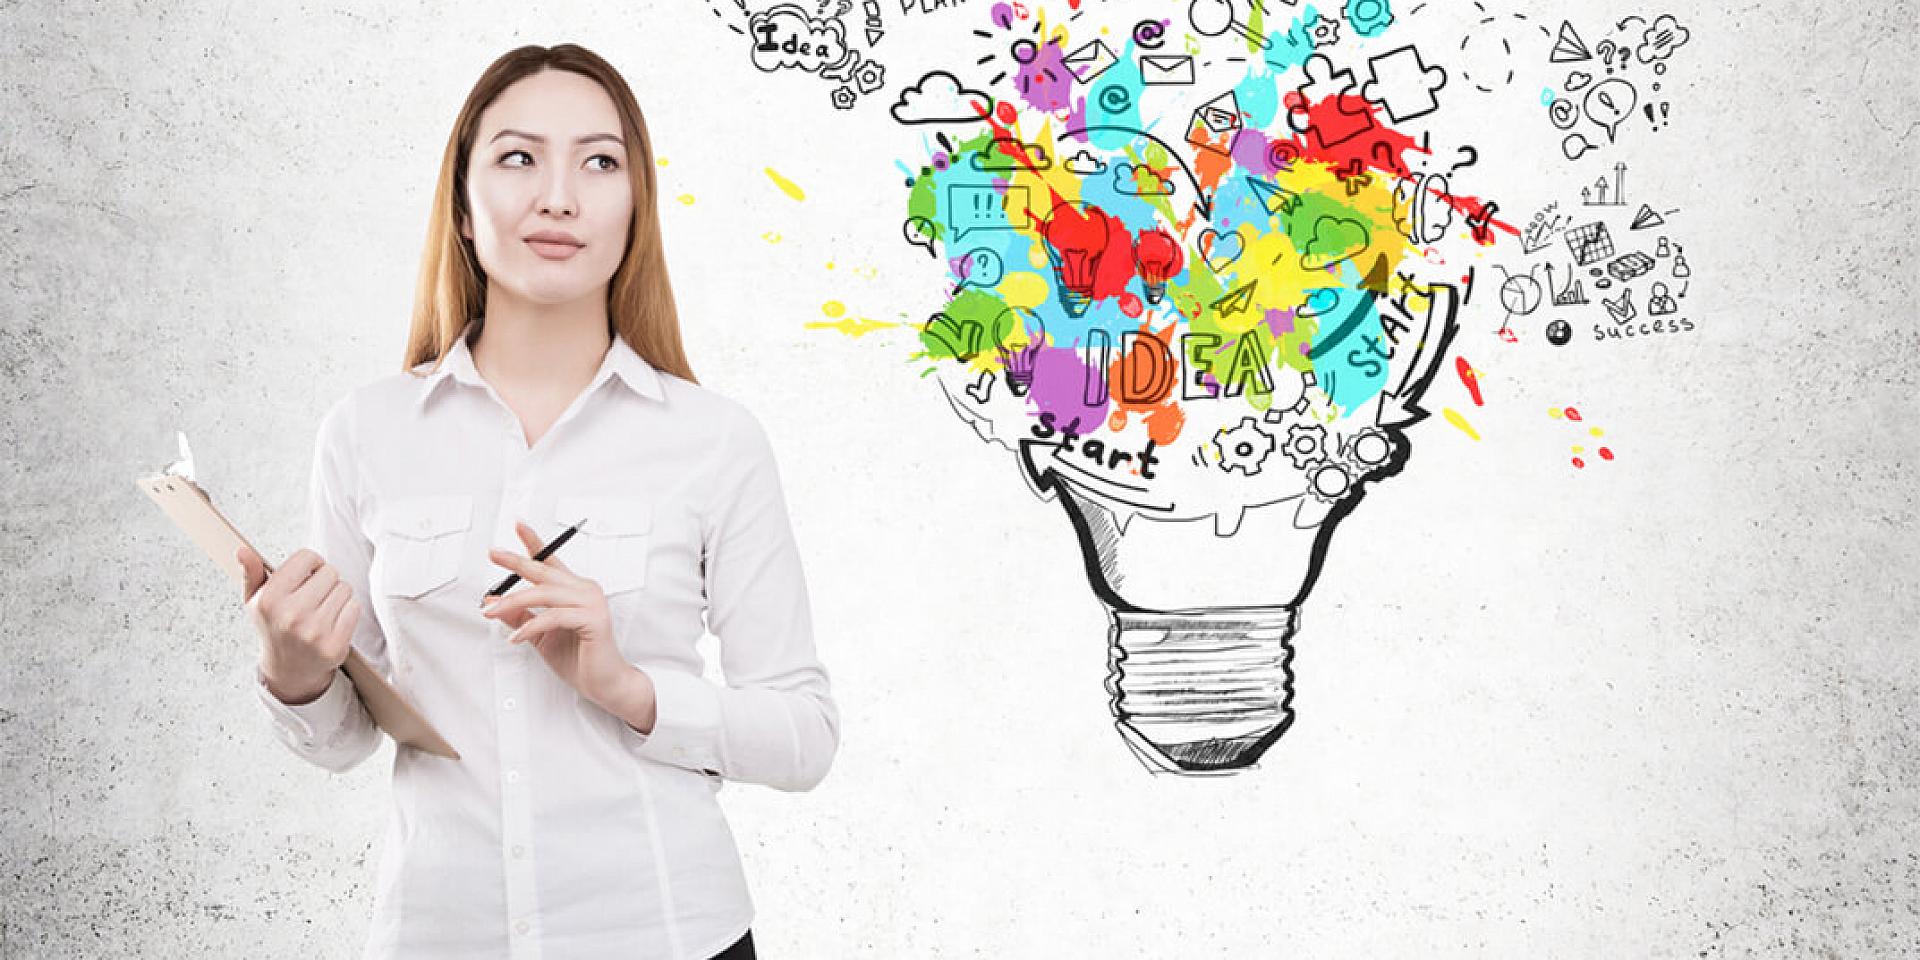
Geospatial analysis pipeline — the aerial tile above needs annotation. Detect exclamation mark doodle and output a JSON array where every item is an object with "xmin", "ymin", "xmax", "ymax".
[{"xmin": 1551, "ymin": 405, "xmax": 1615, "ymax": 468}]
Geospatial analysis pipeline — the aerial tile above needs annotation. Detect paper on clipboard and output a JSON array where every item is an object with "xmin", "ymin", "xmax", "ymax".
[{"xmin": 134, "ymin": 431, "xmax": 459, "ymax": 760}]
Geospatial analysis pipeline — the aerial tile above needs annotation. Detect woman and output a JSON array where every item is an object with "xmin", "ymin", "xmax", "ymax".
[{"xmin": 237, "ymin": 44, "xmax": 837, "ymax": 960}]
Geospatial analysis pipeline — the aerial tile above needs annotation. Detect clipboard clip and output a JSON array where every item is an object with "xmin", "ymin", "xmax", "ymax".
[{"xmin": 162, "ymin": 431, "xmax": 197, "ymax": 484}]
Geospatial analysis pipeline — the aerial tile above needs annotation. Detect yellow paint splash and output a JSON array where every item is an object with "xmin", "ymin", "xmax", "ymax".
[
  {"xmin": 762, "ymin": 231, "xmax": 781, "ymax": 243},
  {"xmin": 1443, "ymin": 407, "xmax": 1480, "ymax": 440},
  {"xmin": 656, "ymin": 157, "xmax": 669, "ymax": 166},
  {"xmin": 765, "ymin": 167, "xmax": 805, "ymax": 201},
  {"xmin": 677, "ymin": 194, "xmax": 695, "ymax": 205},
  {"xmin": 804, "ymin": 316, "xmax": 901, "ymax": 337},
  {"xmin": 822, "ymin": 300, "xmax": 846, "ymax": 318},
  {"xmin": 998, "ymin": 272, "xmax": 1050, "ymax": 311}
]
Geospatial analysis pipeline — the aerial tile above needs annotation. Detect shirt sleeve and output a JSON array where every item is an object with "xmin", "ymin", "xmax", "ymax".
[
  {"xmin": 253, "ymin": 392, "xmax": 388, "ymax": 774},
  {"xmin": 625, "ymin": 405, "xmax": 840, "ymax": 792}
]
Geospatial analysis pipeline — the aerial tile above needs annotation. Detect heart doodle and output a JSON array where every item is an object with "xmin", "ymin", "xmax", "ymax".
[{"xmin": 1199, "ymin": 228, "xmax": 1245, "ymax": 271}]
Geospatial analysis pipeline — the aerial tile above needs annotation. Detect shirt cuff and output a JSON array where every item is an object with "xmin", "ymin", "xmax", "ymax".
[
  {"xmin": 255, "ymin": 667, "xmax": 354, "ymax": 748},
  {"xmin": 625, "ymin": 667, "xmax": 724, "ymax": 774}
]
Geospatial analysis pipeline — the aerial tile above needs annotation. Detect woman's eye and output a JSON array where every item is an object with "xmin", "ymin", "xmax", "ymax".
[
  {"xmin": 499, "ymin": 149, "xmax": 532, "ymax": 166},
  {"xmin": 588, "ymin": 154, "xmax": 620, "ymax": 172}
]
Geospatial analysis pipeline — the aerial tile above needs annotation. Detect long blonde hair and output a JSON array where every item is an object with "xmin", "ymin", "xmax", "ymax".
[{"xmin": 403, "ymin": 43, "xmax": 696, "ymax": 384}]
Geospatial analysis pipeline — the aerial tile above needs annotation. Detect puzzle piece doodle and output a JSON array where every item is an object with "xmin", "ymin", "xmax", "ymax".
[
  {"xmin": 1359, "ymin": 45, "xmax": 1448, "ymax": 123},
  {"xmin": 1285, "ymin": 54, "xmax": 1375, "ymax": 149}
]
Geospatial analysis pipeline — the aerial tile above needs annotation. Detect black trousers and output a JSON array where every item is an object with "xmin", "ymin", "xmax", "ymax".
[{"xmin": 710, "ymin": 929, "xmax": 755, "ymax": 959}]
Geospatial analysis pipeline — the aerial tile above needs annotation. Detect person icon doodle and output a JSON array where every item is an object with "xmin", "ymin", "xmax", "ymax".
[{"xmin": 1648, "ymin": 282, "xmax": 1678, "ymax": 316}]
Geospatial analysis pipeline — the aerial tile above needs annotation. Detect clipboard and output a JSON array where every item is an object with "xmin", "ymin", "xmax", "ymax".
[{"xmin": 134, "ymin": 432, "xmax": 459, "ymax": 760}]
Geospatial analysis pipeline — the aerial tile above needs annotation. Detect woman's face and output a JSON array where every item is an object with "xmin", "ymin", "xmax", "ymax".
[{"xmin": 462, "ymin": 69, "xmax": 633, "ymax": 308}]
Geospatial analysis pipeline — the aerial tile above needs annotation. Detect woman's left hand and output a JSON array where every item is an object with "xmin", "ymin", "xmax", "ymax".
[{"xmin": 481, "ymin": 520, "xmax": 634, "ymax": 709}]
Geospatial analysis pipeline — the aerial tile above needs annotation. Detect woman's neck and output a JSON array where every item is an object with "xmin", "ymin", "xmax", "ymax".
[{"xmin": 470, "ymin": 286, "xmax": 612, "ymax": 399}]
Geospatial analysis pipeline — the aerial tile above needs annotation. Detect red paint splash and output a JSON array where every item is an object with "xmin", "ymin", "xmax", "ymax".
[
  {"xmin": 1572, "ymin": 447, "xmax": 1614, "ymax": 469},
  {"xmin": 1272, "ymin": 93, "xmax": 1518, "ymax": 244},
  {"xmin": 1455, "ymin": 355, "xmax": 1484, "ymax": 406}
]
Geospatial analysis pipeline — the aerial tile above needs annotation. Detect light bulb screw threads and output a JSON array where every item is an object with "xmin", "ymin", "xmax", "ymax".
[
  {"xmin": 1053, "ymin": 279, "xmax": 1093, "ymax": 318},
  {"xmin": 1104, "ymin": 607, "xmax": 1298, "ymax": 775}
]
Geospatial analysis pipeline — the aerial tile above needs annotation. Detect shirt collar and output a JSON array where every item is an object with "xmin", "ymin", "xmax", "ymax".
[{"xmin": 414, "ymin": 321, "xmax": 665, "ymax": 412}]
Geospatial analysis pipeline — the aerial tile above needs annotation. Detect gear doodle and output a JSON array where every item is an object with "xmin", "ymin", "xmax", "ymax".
[
  {"xmin": 1284, "ymin": 423, "xmax": 1330, "ymax": 469},
  {"xmin": 1345, "ymin": 0, "xmax": 1394, "ymax": 37},
  {"xmin": 1307, "ymin": 460, "xmax": 1357, "ymax": 503},
  {"xmin": 1345, "ymin": 426, "xmax": 1400, "ymax": 474},
  {"xmin": 1213, "ymin": 416, "xmax": 1278, "ymax": 475},
  {"xmin": 1306, "ymin": 14, "xmax": 1342, "ymax": 47}
]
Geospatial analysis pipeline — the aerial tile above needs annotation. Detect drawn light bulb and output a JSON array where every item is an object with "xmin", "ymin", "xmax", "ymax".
[
  {"xmin": 1131, "ymin": 228, "xmax": 1185, "ymax": 305},
  {"xmin": 992, "ymin": 282, "xmax": 1464, "ymax": 775},
  {"xmin": 993, "ymin": 312, "xmax": 1046, "ymax": 397},
  {"xmin": 891, "ymin": 1, "xmax": 1503, "ymax": 775},
  {"xmin": 1040, "ymin": 201, "xmax": 1117, "ymax": 317}
]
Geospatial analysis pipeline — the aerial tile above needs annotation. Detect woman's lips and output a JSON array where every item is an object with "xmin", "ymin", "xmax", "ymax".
[{"xmin": 526, "ymin": 238, "xmax": 583, "ymax": 260}]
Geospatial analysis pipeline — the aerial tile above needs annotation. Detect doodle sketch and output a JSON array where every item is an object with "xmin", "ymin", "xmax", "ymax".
[
  {"xmin": 880, "ymin": 0, "xmax": 1518, "ymax": 775},
  {"xmin": 716, "ymin": 0, "xmax": 1699, "ymax": 775}
]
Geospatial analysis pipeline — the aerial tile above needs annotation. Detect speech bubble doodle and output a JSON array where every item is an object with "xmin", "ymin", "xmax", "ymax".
[
  {"xmin": 953, "ymin": 247, "xmax": 1006, "ymax": 289},
  {"xmin": 903, "ymin": 216, "xmax": 938, "ymax": 257},
  {"xmin": 1561, "ymin": 131, "xmax": 1595, "ymax": 160},
  {"xmin": 1583, "ymin": 78, "xmax": 1637, "ymax": 142},
  {"xmin": 948, "ymin": 184, "xmax": 1032, "ymax": 243},
  {"xmin": 747, "ymin": 5, "xmax": 850, "ymax": 74}
]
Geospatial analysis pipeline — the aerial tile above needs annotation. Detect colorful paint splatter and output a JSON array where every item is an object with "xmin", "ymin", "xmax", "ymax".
[{"xmin": 893, "ymin": 0, "xmax": 1509, "ymax": 528}]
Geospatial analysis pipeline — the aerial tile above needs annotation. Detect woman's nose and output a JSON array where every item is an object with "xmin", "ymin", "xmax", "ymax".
[{"xmin": 539, "ymin": 172, "xmax": 576, "ymax": 217}]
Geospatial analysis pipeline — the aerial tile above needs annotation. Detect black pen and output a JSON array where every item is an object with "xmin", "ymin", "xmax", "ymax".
[{"xmin": 482, "ymin": 517, "xmax": 588, "ymax": 603}]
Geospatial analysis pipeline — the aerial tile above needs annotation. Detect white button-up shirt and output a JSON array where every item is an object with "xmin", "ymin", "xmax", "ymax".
[{"xmin": 252, "ymin": 322, "xmax": 838, "ymax": 959}]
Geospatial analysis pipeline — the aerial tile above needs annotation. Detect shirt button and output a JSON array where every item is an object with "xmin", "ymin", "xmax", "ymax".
[
  {"xmin": 502, "ymin": 697, "xmax": 517, "ymax": 710},
  {"xmin": 511, "ymin": 844, "xmax": 525, "ymax": 858},
  {"xmin": 506, "ymin": 769, "xmax": 521, "ymax": 784},
  {"xmin": 514, "ymin": 919, "xmax": 530, "ymax": 935},
  {"xmin": 417, "ymin": 517, "xmax": 431, "ymax": 532}
]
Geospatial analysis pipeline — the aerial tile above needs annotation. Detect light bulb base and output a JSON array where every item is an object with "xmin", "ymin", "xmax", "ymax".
[
  {"xmin": 1005, "ymin": 368, "xmax": 1034, "ymax": 397},
  {"xmin": 1105, "ymin": 607, "xmax": 1298, "ymax": 775},
  {"xmin": 1055, "ymin": 285, "xmax": 1093, "ymax": 318},
  {"xmin": 1142, "ymin": 281, "xmax": 1167, "ymax": 305}
]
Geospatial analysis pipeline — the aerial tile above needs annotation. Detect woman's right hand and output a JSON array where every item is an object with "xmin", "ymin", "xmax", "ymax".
[{"xmin": 240, "ymin": 545, "xmax": 360, "ymax": 705}]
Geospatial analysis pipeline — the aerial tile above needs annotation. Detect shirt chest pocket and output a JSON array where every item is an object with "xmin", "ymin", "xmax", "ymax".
[
  {"xmin": 553, "ymin": 495, "xmax": 652, "ymax": 596},
  {"xmin": 375, "ymin": 493, "xmax": 475, "ymax": 600}
]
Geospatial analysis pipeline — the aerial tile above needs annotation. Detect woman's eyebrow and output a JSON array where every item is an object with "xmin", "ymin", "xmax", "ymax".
[{"xmin": 488, "ymin": 128, "xmax": 625, "ymax": 147}]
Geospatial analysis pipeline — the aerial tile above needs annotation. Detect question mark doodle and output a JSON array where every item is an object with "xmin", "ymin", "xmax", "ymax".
[
  {"xmin": 1450, "ymin": 145, "xmax": 1478, "ymax": 173},
  {"xmin": 1371, "ymin": 141, "xmax": 1408, "ymax": 178}
]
